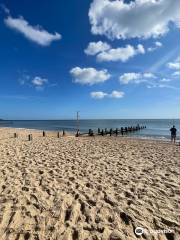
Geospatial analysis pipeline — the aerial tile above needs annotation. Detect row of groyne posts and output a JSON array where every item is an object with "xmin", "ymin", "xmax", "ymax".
[
  {"xmin": 76, "ymin": 125, "xmax": 146, "ymax": 137},
  {"xmin": 12, "ymin": 125, "xmax": 146, "ymax": 141},
  {"xmin": 13, "ymin": 130, "xmax": 66, "ymax": 141}
]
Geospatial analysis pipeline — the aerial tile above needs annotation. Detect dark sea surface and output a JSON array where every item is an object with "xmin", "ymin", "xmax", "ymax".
[{"xmin": 0, "ymin": 119, "xmax": 180, "ymax": 140}]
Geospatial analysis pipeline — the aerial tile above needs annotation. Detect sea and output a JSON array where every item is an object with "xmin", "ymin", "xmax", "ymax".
[{"xmin": 0, "ymin": 119, "xmax": 180, "ymax": 141}]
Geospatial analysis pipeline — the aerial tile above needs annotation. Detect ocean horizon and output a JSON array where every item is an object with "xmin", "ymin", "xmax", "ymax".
[{"xmin": 1, "ymin": 119, "xmax": 179, "ymax": 140}]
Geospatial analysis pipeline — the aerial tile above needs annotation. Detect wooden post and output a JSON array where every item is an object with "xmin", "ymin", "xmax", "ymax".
[
  {"xmin": 101, "ymin": 130, "xmax": 104, "ymax": 136},
  {"xmin": 115, "ymin": 128, "xmax": 118, "ymax": 136},
  {"xmin": 75, "ymin": 130, "xmax": 80, "ymax": 137},
  {"xmin": 76, "ymin": 111, "xmax": 79, "ymax": 133},
  {"xmin": 98, "ymin": 128, "xmax": 101, "ymax": 134},
  {"xmin": 88, "ymin": 129, "xmax": 91, "ymax": 136},
  {"xmin": 89, "ymin": 129, "xmax": 93, "ymax": 136},
  {"xmin": 89, "ymin": 129, "xmax": 94, "ymax": 136},
  {"xmin": 57, "ymin": 132, "xmax": 60, "ymax": 138},
  {"xmin": 62, "ymin": 130, "xmax": 66, "ymax": 136},
  {"xmin": 121, "ymin": 127, "xmax": 124, "ymax": 136},
  {"xmin": 43, "ymin": 131, "xmax": 46, "ymax": 137},
  {"xmin": 110, "ymin": 128, "xmax": 112, "ymax": 136},
  {"xmin": 28, "ymin": 134, "xmax": 32, "ymax": 141},
  {"xmin": 14, "ymin": 133, "xmax": 17, "ymax": 138}
]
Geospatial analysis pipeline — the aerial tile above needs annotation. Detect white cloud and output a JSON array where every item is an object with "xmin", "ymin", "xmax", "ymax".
[
  {"xmin": 172, "ymin": 71, "xmax": 180, "ymax": 76},
  {"xmin": 91, "ymin": 90, "xmax": 124, "ymax": 99},
  {"xmin": 137, "ymin": 44, "xmax": 145, "ymax": 54},
  {"xmin": 97, "ymin": 44, "xmax": 145, "ymax": 62},
  {"xmin": 4, "ymin": 16, "xmax": 61, "ymax": 46},
  {"xmin": 160, "ymin": 78, "xmax": 171, "ymax": 82},
  {"xmin": 19, "ymin": 74, "xmax": 50, "ymax": 90},
  {"xmin": 167, "ymin": 59, "xmax": 180, "ymax": 70},
  {"xmin": 155, "ymin": 41, "xmax": 163, "ymax": 47},
  {"xmin": 90, "ymin": 91, "xmax": 108, "ymax": 99},
  {"xmin": 32, "ymin": 76, "xmax": 48, "ymax": 86},
  {"xmin": 119, "ymin": 73, "xmax": 141, "ymax": 84},
  {"xmin": 85, "ymin": 41, "xmax": 145, "ymax": 63},
  {"xmin": 84, "ymin": 41, "xmax": 110, "ymax": 55},
  {"xmin": 119, "ymin": 72, "xmax": 156, "ymax": 84},
  {"xmin": 148, "ymin": 41, "xmax": 163, "ymax": 52},
  {"xmin": 31, "ymin": 76, "xmax": 49, "ymax": 90},
  {"xmin": 143, "ymin": 73, "xmax": 156, "ymax": 79},
  {"xmin": 147, "ymin": 83, "xmax": 179, "ymax": 90},
  {"xmin": 89, "ymin": 0, "xmax": 180, "ymax": 40},
  {"xmin": 109, "ymin": 90, "xmax": 124, "ymax": 98},
  {"xmin": 168, "ymin": 63, "xmax": 180, "ymax": 70},
  {"xmin": 70, "ymin": 67, "xmax": 111, "ymax": 85}
]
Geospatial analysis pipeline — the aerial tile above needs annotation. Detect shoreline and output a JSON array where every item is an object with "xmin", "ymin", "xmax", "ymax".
[{"xmin": 0, "ymin": 126, "xmax": 178, "ymax": 144}]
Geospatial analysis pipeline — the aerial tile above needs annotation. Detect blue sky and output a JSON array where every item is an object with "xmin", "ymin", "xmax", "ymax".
[{"xmin": 0, "ymin": 0, "xmax": 180, "ymax": 119}]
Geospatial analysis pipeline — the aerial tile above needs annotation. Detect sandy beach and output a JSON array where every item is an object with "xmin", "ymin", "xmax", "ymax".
[{"xmin": 0, "ymin": 128, "xmax": 179, "ymax": 240}]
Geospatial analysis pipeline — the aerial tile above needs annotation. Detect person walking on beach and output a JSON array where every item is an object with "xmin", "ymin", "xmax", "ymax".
[{"xmin": 170, "ymin": 125, "xmax": 177, "ymax": 143}]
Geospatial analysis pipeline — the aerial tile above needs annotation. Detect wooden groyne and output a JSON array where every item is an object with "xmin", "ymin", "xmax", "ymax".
[
  {"xmin": 12, "ymin": 131, "xmax": 67, "ymax": 141},
  {"xmin": 11, "ymin": 125, "xmax": 146, "ymax": 141},
  {"xmin": 75, "ymin": 125, "xmax": 146, "ymax": 137}
]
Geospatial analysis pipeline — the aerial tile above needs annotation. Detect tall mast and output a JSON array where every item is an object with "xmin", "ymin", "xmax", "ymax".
[{"xmin": 76, "ymin": 111, "xmax": 79, "ymax": 132}]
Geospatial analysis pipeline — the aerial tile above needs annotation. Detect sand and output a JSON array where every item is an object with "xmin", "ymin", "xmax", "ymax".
[{"xmin": 0, "ymin": 128, "xmax": 179, "ymax": 240}]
